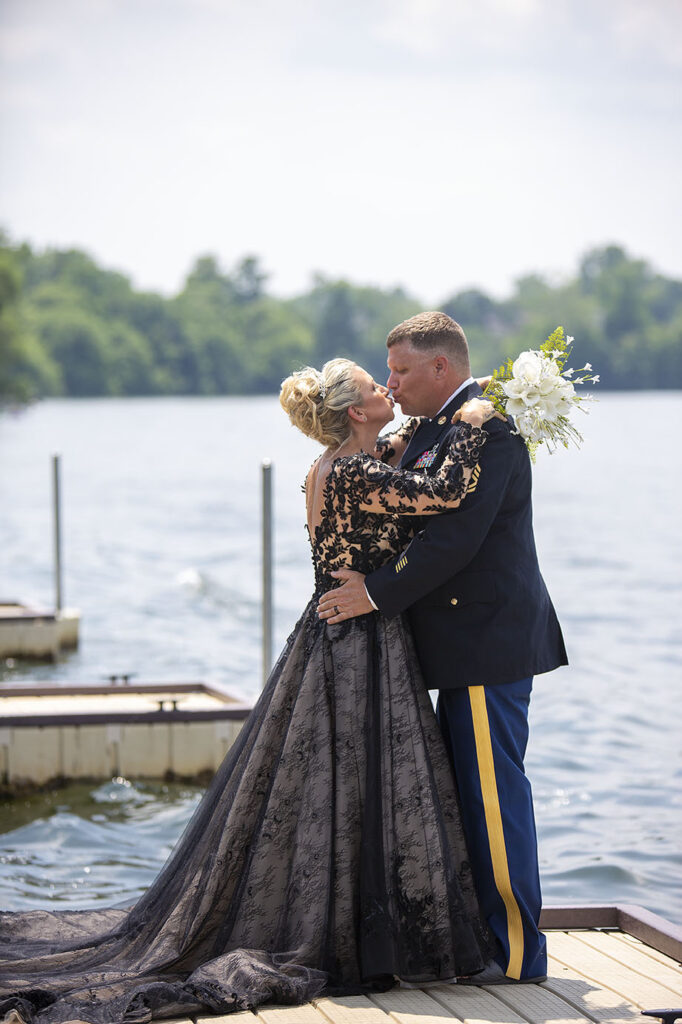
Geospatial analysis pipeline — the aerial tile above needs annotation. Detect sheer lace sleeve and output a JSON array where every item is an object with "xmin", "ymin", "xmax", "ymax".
[
  {"xmin": 374, "ymin": 417, "xmax": 423, "ymax": 464},
  {"xmin": 333, "ymin": 423, "xmax": 487, "ymax": 516}
]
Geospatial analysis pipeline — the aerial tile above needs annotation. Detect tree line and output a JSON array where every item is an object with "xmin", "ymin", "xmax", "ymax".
[{"xmin": 1, "ymin": 234, "xmax": 680, "ymax": 403}]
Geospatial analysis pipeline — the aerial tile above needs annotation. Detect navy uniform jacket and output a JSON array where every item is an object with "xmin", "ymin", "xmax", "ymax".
[{"xmin": 365, "ymin": 382, "xmax": 568, "ymax": 690}]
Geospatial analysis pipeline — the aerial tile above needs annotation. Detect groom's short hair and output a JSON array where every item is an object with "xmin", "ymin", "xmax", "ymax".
[{"xmin": 386, "ymin": 311, "xmax": 470, "ymax": 373}]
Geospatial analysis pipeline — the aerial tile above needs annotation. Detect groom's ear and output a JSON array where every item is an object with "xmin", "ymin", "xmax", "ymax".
[{"xmin": 433, "ymin": 355, "xmax": 449, "ymax": 379}]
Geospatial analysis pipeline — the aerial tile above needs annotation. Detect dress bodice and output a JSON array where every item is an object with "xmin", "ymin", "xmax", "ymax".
[
  {"xmin": 306, "ymin": 423, "xmax": 487, "ymax": 595},
  {"xmin": 308, "ymin": 457, "xmax": 414, "ymax": 595}
]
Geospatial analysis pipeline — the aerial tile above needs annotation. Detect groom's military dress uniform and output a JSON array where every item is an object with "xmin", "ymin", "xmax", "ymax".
[{"xmin": 365, "ymin": 380, "xmax": 567, "ymax": 981}]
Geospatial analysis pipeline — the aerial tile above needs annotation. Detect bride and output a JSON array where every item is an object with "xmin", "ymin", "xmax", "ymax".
[{"xmin": 0, "ymin": 358, "xmax": 500, "ymax": 1024}]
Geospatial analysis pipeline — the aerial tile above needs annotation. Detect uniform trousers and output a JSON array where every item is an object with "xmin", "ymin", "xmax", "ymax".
[{"xmin": 436, "ymin": 677, "xmax": 547, "ymax": 980}]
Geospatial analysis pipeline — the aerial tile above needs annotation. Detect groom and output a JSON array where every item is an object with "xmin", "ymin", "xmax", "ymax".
[{"xmin": 318, "ymin": 311, "xmax": 567, "ymax": 984}]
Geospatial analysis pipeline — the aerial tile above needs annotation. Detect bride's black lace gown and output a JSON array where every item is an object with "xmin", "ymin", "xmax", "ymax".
[{"xmin": 0, "ymin": 424, "xmax": 494, "ymax": 1024}]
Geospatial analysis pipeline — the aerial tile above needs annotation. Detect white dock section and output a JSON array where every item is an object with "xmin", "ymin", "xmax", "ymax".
[
  {"xmin": 0, "ymin": 682, "xmax": 252, "ymax": 784},
  {"xmin": 0, "ymin": 602, "xmax": 80, "ymax": 660}
]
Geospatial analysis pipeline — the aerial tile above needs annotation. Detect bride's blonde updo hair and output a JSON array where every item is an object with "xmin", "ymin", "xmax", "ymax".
[{"xmin": 280, "ymin": 358, "xmax": 363, "ymax": 449}]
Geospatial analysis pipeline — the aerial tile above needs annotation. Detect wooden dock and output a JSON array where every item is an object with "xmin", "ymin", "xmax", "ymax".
[{"xmin": 170, "ymin": 909, "xmax": 681, "ymax": 1024}]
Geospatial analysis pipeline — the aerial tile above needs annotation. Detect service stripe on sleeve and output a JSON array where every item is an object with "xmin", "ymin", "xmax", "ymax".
[{"xmin": 468, "ymin": 684, "xmax": 525, "ymax": 979}]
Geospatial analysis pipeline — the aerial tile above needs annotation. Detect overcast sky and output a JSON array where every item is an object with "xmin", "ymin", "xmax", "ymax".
[{"xmin": 1, "ymin": 0, "xmax": 681, "ymax": 302}]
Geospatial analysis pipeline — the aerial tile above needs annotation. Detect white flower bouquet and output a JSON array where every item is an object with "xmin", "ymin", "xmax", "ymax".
[{"xmin": 483, "ymin": 327, "xmax": 599, "ymax": 460}]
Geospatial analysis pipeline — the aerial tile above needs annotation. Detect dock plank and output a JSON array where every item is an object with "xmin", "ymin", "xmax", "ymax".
[
  {"xmin": 481, "ymin": 982, "xmax": 588, "ymax": 1024},
  {"xmin": 427, "ymin": 981, "xmax": 531, "ymax": 1023},
  {"xmin": 370, "ymin": 987, "xmax": 459, "ymax": 1024},
  {"xmin": 197, "ymin": 1014, "xmax": 257, "ymax": 1024},
  {"xmin": 610, "ymin": 929, "xmax": 682, "ymax": 971},
  {"xmin": 315, "ymin": 995, "xmax": 390, "ymax": 1024},
  {"xmin": 548, "ymin": 930, "xmax": 680, "ymax": 1008},
  {"xmin": 258, "ymin": 1004, "xmax": 329, "ymax": 1024},
  {"xmin": 571, "ymin": 929, "xmax": 682, "ymax": 996},
  {"xmin": 545, "ymin": 954, "xmax": 641, "ymax": 1022}
]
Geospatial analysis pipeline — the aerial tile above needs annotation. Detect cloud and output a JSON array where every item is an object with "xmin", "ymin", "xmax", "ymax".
[
  {"xmin": 372, "ymin": 0, "xmax": 682, "ymax": 69},
  {"xmin": 608, "ymin": 0, "xmax": 682, "ymax": 64},
  {"xmin": 0, "ymin": 0, "xmax": 680, "ymax": 300},
  {"xmin": 374, "ymin": 0, "xmax": 542, "ymax": 57}
]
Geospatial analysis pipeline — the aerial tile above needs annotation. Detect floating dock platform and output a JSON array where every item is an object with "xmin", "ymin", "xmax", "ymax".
[
  {"xmin": 0, "ymin": 681, "xmax": 253, "ymax": 785},
  {"xmin": 0, "ymin": 601, "xmax": 80, "ymax": 660}
]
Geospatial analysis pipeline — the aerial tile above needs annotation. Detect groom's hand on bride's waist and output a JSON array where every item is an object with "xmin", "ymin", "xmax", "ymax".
[{"xmin": 317, "ymin": 569, "xmax": 374, "ymax": 622}]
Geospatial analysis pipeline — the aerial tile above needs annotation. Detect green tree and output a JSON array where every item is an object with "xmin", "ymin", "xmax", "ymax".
[
  {"xmin": 117, "ymin": 292, "xmax": 197, "ymax": 394},
  {"xmin": 2, "ymin": 235, "xmax": 681, "ymax": 401},
  {"xmin": 0, "ymin": 247, "xmax": 60, "ymax": 401},
  {"xmin": 233, "ymin": 256, "xmax": 268, "ymax": 304},
  {"xmin": 107, "ymin": 321, "xmax": 157, "ymax": 395},
  {"xmin": 173, "ymin": 255, "xmax": 313, "ymax": 393},
  {"xmin": 236, "ymin": 298, "xmax": 314, "ymax": 391},
  {"xmin": 294, "ymin": 277, "xmax": 420, "ymax": 381},
  {"xmin": 35, "ymin": 307, "xmax": 112, "ymax": 396},
  {"xmin": 173, "ymin": 255, "xmax": 248, "ymax": 393}
]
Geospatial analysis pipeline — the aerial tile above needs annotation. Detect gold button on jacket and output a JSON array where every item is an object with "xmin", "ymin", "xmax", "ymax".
[{"xmin": 450, "ymin": 597, "xmax": 458, "ymax": 606}]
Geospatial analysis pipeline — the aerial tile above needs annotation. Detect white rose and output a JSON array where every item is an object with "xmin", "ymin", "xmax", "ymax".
[
  {"xmin": 537, "ymin": 395, "xmax": 563, "ymax": 421},
  {"xmin": 506, "ymin": 396, "xmax": 527, "ymax": 417},
  {"xmin": 503, "ymin": 379, "xmax": 526, "ymax": 400},
  {"xmin": 522, "ymin": 387, "xmax": 542, "ymax": 407},
  {"xmin": 513, "ymin": 410, "xmax": 533, "ymax": 438},
  {"xmin": 514, "ymin": 409, "xmax": 536, "ymax": 437},
  {"xmin": 538, "ymin": 376, "xmax": 559, "ymax": 396},
  {"xmin": 515, "ymin": 411, "xmax": 549, "ymax": 443},
  {"xmin": 512, "ymin": 350, "xmax": 543, "ymax": 385},
  {"xmin": 536, "ymin": 379, "xmax": 574, "ymax": 418},
  {"xmin": 504, "ymin": 377, "xmax": 541, "ymax": 407},
  {"xmin": 541, "ymin": 356, "xmax": 561, "ymax": 377},
  {"xmin": 552, "ymin": 383, "xmax": 577, "ymax": 411}
]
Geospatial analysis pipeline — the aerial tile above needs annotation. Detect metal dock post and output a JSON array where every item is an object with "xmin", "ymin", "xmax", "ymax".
[
  {"xmin": 262, "ymin": 460, "xmax": 273, "ymax": 688},
  {"xmin": 52, "ymin": 453, "xmax": 63, "ymax": 613}
]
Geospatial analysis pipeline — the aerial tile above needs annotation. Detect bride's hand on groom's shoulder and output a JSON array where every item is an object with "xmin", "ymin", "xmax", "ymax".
[
  {"xmin": 456, "ymin": 399, "xmax": 505, "ymax": 427},
  {"xmin": 317, "ymin": 569, "xmax": 373, "ymax": 623}
]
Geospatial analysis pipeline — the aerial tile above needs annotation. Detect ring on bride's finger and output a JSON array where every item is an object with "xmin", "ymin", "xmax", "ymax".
[{"xmin": 334, "ymin": 605, "xmax": 340, "ymax": 616}]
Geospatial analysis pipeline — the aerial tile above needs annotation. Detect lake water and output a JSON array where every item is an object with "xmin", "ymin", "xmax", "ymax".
[{"xmin": 0, "ymin": 394, "xmax": 680, "ymax": 923}]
